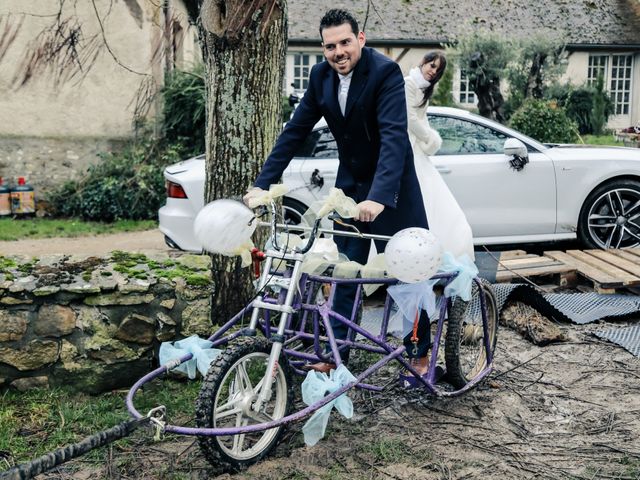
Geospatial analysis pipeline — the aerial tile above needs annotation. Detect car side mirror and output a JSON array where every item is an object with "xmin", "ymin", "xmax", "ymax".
[
  {"xmin": 310, "ymin": 169, "xmax": 324, "ymax": 188},
  {"xmin": 503, "ymin": 138, "xmax": 529, "ymax": 171},
  {"xmin": 503, "ymin": 138, "xmax": 528, "ymax": 158}
]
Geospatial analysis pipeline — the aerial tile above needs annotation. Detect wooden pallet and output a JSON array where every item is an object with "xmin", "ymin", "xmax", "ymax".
[
  {"xmin": 496, "ymin": 250, "xmax": 576, "ymax": 284},
  {"xmin": 545, "ymin": 248, "xmax": 640, "ymax": 293}
]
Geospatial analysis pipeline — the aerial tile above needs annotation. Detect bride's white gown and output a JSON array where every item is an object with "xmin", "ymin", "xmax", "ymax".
[{"xmin": 405, "ymin": 73, "xmax": 475, "ymax": 260}]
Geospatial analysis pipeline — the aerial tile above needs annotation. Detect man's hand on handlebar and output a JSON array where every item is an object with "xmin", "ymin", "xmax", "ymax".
[
  {"xmin": 356, "ymin": 200, "xmax": 384, "ymax": 222},
  {"xmin": 243, "ymin": 187, "xmax": 265, "ymax": 208}
]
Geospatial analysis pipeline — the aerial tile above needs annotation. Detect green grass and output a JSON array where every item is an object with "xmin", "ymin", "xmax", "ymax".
[
  {"xmin": 0, "ymin": 379, "xmax": 200, "ymax": 468},
  {"xmin": 579, "ymin": 134, "xmax": 625, "ymax": 146},
  {"xmin": 0, "ymin": 218, "xmax": 157, "ymax": 241},
  {"xmin": 358, "ymin": 438, "xmax": 411, "ymax": 464}
]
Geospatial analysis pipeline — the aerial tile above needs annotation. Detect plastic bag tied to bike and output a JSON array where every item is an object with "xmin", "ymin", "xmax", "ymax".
[
  {"xmin": 301, "ymin": 364, "xmax": 357, "ymax": 446},
  {"xmin": 159, "ymin": 335, "xmax": 222, "ymax": 379}
]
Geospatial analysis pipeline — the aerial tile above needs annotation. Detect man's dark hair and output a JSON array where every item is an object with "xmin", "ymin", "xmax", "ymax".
[{"xmin": 319, "ymin": 9, "xmax": 359, "ymax": 38}]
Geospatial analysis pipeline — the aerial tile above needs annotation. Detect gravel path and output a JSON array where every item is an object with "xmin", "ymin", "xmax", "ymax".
[{"xmin": 0, "ymin": 229, "xmax": 172, "ymax": 256}]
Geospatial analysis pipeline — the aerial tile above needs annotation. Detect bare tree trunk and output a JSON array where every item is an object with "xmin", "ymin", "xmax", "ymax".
[
  {"xmin": 526, "ymin": 52, "xmax": 547, "ymax": 99},
  {"xmin": 200, "ymin": 0, "xmax": 287, "ymax": 323}
]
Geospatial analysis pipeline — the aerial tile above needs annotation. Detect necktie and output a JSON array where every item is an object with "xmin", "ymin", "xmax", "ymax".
[{"xmin": 338, "ymin": 78, "xmax": 348, "ymax": 116}]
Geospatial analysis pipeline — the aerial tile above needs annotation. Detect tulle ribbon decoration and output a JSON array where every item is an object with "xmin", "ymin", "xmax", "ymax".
[
  {"xmin": 439, "ymin": 252, "xmax": 478, "ymax": 301},
  {"xmin": 303, "ymin": 187, "xmax": 360, "ymax": 225},
  {"xmin": 245, "ymin": 184, "xmax": 289, "ymax": 208},
  {"xmin": 387, "ymin": 279, "xmax": 438, "ymax": 337},
  {"xmin": 301, "ymin": 364, "xmax": 357, "ymax": 446},
  {"xmin": 159, "ymin": 335, "xmax": 222, "ymax": 379}
]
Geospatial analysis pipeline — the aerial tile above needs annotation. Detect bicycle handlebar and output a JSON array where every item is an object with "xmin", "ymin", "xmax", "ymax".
[{"xmin": 255, "ymin": 201, "xmax": 391, "ymax": 256}]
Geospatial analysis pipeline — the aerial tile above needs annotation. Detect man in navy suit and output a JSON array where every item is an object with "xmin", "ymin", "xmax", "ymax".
[{"xmin": 245, "ymin": 9, "xmax": 431, "ymax": 374}]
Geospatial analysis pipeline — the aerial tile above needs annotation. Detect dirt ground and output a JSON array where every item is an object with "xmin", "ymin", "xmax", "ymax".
[
  {"xmin": 8, "ymin": 231, "xmax": 639, "ymax": 479},
  {"xmin": 31, "ymin": 309, "xmax": 640, "ymax": 480},
  {"xmin": 0, "ymin": 230, "xmax": 170, "ymax": 256}
]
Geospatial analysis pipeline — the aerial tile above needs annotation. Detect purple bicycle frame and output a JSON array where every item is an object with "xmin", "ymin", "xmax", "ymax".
[{"xmin": 126, "ymin": 269, "xmax": 495, "ymax": 438}]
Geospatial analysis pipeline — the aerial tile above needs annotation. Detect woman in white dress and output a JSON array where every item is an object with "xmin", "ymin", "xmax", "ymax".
[{"xmin": 405, "ymin": 52, "xmax": 475, "ymax": 260}]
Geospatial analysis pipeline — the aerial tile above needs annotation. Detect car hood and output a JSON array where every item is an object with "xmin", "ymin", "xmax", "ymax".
[{"xmin": 545, "ymin": 144, "xmax": 640, "ymax": 163}]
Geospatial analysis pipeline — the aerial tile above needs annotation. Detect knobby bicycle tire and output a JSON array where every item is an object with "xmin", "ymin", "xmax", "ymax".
[{"xmin": 444, "ymin": 278, "xmax": 498, "ymax": 389}]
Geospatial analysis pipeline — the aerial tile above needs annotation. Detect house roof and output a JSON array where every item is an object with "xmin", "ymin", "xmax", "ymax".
[{"xmin": 287, "ymin": 0, "xmax": 640, "ymax": 48}]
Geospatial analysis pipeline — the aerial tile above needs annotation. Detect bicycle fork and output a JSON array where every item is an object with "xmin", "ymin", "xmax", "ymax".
[{"xmin": 248, "ymin": 250, "xmax": 305, "ymax": 412}]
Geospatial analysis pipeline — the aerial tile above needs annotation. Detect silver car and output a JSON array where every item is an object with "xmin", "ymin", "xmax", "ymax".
[{"xmin": 159, "ymin": 107, "xmax": 640, "ymax": 251}]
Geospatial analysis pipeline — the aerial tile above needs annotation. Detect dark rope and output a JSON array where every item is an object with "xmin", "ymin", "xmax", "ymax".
[{"xmin": 0, "ymin": 417, "xmax": 150, "ymax": 480}]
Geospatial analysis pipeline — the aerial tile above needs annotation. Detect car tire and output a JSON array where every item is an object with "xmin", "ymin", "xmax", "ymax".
[
  {"xmin": 577, "ymin": 178, "xmax": 640, "ymax": 249},
  {"xmin": 282, "ymin": 197, "xmax": 309, "ymax": 226}
]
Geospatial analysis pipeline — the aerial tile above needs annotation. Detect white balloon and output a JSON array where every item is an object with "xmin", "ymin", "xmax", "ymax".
[
  {"xmin": 193, "ymin": 199, "xmax": 256, "ymax": 254},
  {"xmin": 384, "ymin": 227, "xmax": 443, "ymax": 283}
]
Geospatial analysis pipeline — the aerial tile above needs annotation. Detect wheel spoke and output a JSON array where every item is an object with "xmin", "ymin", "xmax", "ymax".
[
  {"xmin": 215, "ymin": 406, "xmax": 243, "ymax": 420},
  {"xmin": 623, "ymin": 225, "xmax": 640, "ymax": 242},
  {"xmin": 625, "ymin": 199, "xmax": 640, "ymax": 217},
  {"xmin": 605, "ymin": 224, "xmax": 619, "ymax": 248},
  {"xmin": 589, "ymin": 213, "xmax": 617, "ymax": 221},
  {"xmin": 607, "ymin": 192, "xmax": 616, "ymax": 214},
  {"xmin": 612, "ymin": 190, "xmax": 625, "ymax": 215},
  {"xmin": 237, "ymin": 362, "xmax": 255, "ymax": 394},
  {"xmin": 627, "ymin": 218, "xmax": 640, "ymax": 232},
  {"xmin": 246, "ymin": 409, "xmax": 274, "ymax": 423},
  {"xmin": 232, "ymin": 417, "xmax": 249, "ymax": 454},
  {"xmin": 613, "ymin": 225, "xmax": 625, "ymax": 249}
]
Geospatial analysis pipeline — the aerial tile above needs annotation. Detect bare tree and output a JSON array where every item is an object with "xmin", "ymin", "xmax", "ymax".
[{"xmin": 455, "ymin": 32, "xmax": 515, "ymax": 122}]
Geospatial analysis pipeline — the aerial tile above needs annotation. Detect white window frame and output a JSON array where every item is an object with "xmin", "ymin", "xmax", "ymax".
[
  {"xmin": 610, "ymin": 54, "xmax": 633, "ymax": 116},
  {"xmin": 290, "ymin": 52, "xmax": 324, "ymax": 91},
  {"xmin": 587, "ymin": 54, "xmax": 608, "ymax": 85},
  {"xmin": 587, "ymin": 53, "xmax": 634, "ymax": 117},
  {"xmin": 458, "ymin": 69, "xmax": 476, "ymax": 105}
]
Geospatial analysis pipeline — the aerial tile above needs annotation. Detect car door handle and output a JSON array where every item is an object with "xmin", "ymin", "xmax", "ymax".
[{"xmin": 436, "ymin": 166, "xmax": 451, "ymax": 174}]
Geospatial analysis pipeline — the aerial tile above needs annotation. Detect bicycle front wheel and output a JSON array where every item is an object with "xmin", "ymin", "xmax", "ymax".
[{"xmin": 195, "ymin": 337, "xmax": 293, "ymax": 472}]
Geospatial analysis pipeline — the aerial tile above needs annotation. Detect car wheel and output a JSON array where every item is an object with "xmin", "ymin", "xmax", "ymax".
[
  {"xmin": 578, "ymin": 179, "xmax": 640, "ymax": 249},
  {"xmin": 282, "ymin": 198, "xmax": 309, "ymax": 226}
]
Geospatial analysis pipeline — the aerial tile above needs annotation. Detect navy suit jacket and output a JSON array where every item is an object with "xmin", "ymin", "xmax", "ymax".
[{"xmin": 255, "ymin": 47, "xmax": 427, "ymax": 236}]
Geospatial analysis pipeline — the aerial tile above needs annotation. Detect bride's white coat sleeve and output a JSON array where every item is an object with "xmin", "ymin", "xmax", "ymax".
[{"xmin": 405, "ymin": 78, "xmax": 442, "ymax": 156}]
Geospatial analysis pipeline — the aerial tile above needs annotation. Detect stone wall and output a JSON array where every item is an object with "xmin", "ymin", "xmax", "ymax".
[{"xmin": 0, "ymin": 252, "xmax": 214, "ymax": 393}]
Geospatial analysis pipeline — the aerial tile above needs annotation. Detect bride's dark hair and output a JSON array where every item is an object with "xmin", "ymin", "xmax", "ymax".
[{"xmin": 417, "ymin": 51, "xmax": 447, "ymax": 108}]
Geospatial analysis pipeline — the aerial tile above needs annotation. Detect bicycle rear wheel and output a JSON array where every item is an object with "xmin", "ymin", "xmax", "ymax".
[
  {"xmin": 444, "ymin": 278, "xmax": 498, "ymax": 389},
  {"xmin": 195, "ymin": 337, "xmax": 293, "ymax": 472}
]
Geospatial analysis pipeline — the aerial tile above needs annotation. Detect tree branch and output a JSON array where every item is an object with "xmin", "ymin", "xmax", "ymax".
[{"xmin": 89, "ymin": 0, "xmax": 147, "ymax": 76}]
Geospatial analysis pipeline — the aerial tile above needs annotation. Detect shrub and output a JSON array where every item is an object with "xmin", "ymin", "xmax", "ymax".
[
  {"xmin": 47, "ymin": 66, "xmax": 207, "ymax": 222},
  {"xmin": 509, "ymin": 99, "xmax": 579, "ymax": 143},
  {"xmin": 47, "ymin": 139, "xmax": 182, "ymax": 221},
  {"xmin": 563, "ymin": 87, "xmax": 595, "ymax": 135},
  {"xmin": 587, "ymin": 76, "xmax": 613, "ymax": 135},
  {"xmin": 430, "ymin": 65, "xmax": 455, "ymax": 107},
  {"xmin": 162, "ymin": 65, "xmax": 206, "ymax": 156},
  {"xmin": 546, "ymin": 78, "xmax": 613, "ymax": 135}
]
